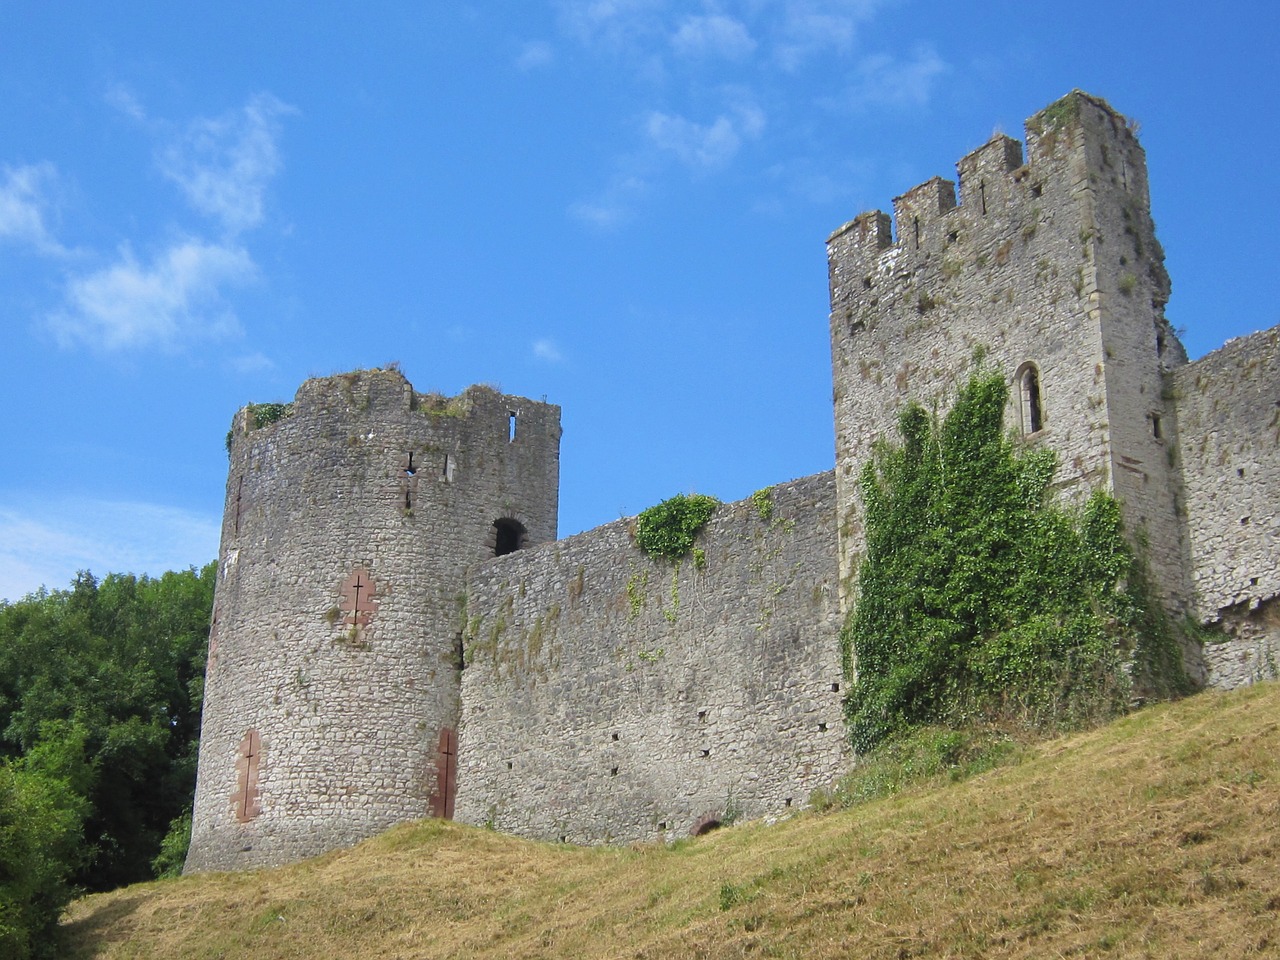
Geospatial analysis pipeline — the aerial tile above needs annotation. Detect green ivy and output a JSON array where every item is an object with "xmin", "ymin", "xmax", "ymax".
[
  {"xmin": 225, "ymin": 402, "xmax": 293, "ymax": 454},
  {"xmin": 634, "ymin": 494, "xmax": 719, "ymax": 563},
  {"xmin": 841, "ymin": 368, "xmax": 1189, "ymax": 753},
  {"xmin": 751, "ymin": 487, "xmax": 774, "ymax": 521},
  {"xmin": 249, "ymin": 402, "xmax": 292, "ymax": 429}
]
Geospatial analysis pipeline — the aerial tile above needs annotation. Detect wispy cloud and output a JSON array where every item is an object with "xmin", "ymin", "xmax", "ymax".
[
  {"xmin": 48, "ymin": 239, "xmax": 256, "ymax": 351},
  {"xmin": 646, "ymin": 103, "xmax": 765, "ymax": 169},
  {"xmin": 105, "ymin": 83, "xmax": 148, "ymax": 123},
  {"xmin": 41, "ymin": 92, "xmax": 293, "ymax": 354},
  {"xmin": 533, "ymin": 339, "xmax": 564, "ymax": 362},
  {"xmin": 556, "ymin": 0, "xmax": 667, "ymax": 52},
  {"xmin": 555, "ymin": 0, "xmax": 934, "ymax": 226},
  {"xmin": 0, "ymin": 500, "xmax": 220, "ymax": 604},
  {"xmin": 0, "ymin": 163, "xmax": 69, "ymax": 256},
  {"xmin": 516, "ymin": 40, "xmax": 555, "ymax": 70},
  {"xmin": 671, "ymin": 14, "xmax": 756, "ymax": 60},
  {"xmin": 842, "ymin": 44, "xmax": 947, "ymax": 108},
  {"xmin": 158, "ymin": 93, "xmax": 294, "ymax": 235},
  {"xmin": 229, "ymin": 350, "xmax": 276, "ymax": 374},
  {"xmin": 569, "ymin": 174, "xmax": 648, "ymax": 229}
]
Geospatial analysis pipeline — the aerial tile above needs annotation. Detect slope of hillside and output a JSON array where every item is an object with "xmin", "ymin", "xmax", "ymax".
[{"xmin": 63, "ymin": 682, "xmax": 1279, "ymax": 959}]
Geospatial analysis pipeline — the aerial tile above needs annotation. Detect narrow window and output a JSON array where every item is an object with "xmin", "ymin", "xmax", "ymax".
[
  {"xmin": 442, "ymin": 453, "xmax": 455, "ymax": 482},
  {"xmin": 913, "ymin": 217, "xmax": 920, "ymax": 249},
  {"xmin": 428, "ymin": 728, "xmax": 457, "ymax": 820},
  {"xmin": 233, "ymin": 476, "xmax": 244, "ymax": 536},
  {"xmin": 233, "ymin": 729, "xmax": 261, "ymax": 823},
  {"xmin": 1017, "ymin": 363, "xmax": 1044, "ymax": 434},
  {"xmin": 980, "ymin": 180, "xmax": 987, "ymax": 215},
  {"xmin": 401, "ymin": 453, "xmax": 419, "ymax": 511},
  {"xmin": 1152, "ymin": 413, "xmax": 1163, "ymax": 440},
  {"xmin": 339, "ymin": 567, "xmax": 379, "ymax": 627},
  {"xmin": 508, "ymin": 411, "xmax": 517, "ymax": 442}
]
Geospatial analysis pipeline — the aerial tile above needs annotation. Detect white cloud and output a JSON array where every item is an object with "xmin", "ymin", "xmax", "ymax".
[
  {"xmin": 229, "ymin": 350, "xmax": 276, "ymax": 374},
  {"xmin": 516, "ymin": 40, "xmax": 555, "ymax": 70},
  {"xmin": 646, "ymin": 103, "xmax": 765, "ymax": 169},
  {"xmin": 105, "ymin": 84, "xmax": 147, "ymax": 122},
  {"xmin": 158, "ymin": 93, "xmax": 294, "ymax": 234},
  {"xmin": 557, "ymin": 0, "xmax": 667, "ymax": 50},
  {"xmin": 671, "ymin": 15, "xmax": 756, "ymax": 60},
  {"xmin": 533, "ymin": 339, "xmax": 564, "ymax": 362},
  {"xmin": 569, "ymin": 174, "xmax": 648, "ymax": 229},
  {"xmin": 843, "ymin": 44, "xmax": 947, "ymax": 108},
  {"xmin": 772, "ymin": 0, "xmax": 886, "ymax": 69},
  {"xmin": 49, "ymin": 239, "xmax": 256, "ymax": 351},
  {"xmin": 0, "ymin": 163, "xmax": 68, "ymax": 256},
  {"xmin": 0, "ymin": 500, "xmax": 220, "ymax": 604}
]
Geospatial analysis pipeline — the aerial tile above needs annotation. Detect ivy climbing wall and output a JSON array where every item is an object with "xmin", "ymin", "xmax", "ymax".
[{"xmin": 454, "ymin": 473, "xmax": 847, "ymax": 844}]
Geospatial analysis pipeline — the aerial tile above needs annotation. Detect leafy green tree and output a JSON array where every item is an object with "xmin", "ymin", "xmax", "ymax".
[
  {"xmin": 842, "ymin": 370, "xmax": 1189, "ymax": 752},
  {"xmin": 0, "ymin": 724, "xmax": 91, "ymax": 959},
  {"xmin": 0, "ymin": 563, "xmax": 214, "ymax": 891}
]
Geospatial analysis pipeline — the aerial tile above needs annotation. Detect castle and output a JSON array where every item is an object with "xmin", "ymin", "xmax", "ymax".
[{"xmin": 185, "ymin": 92, "xmax": 1280, "ymax": 873}]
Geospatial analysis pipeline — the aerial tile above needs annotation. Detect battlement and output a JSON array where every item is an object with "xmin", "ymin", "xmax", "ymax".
[
  {"xmin": 828, "ymin": 91, "xmax": 1147, "ymax": 277},
  {"xmin": 227, "ymin": 368, "xmax": 560, "ymax": 462}
]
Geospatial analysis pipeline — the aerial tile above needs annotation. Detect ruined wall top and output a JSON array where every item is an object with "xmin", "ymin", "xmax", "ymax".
[
  {"xmin": 827, "ymin": 91, "xmax": 1150, "ymax": 271},
  {"xmin": 226, "ymin": 366, "xmax": 561, "ymax": 462}
]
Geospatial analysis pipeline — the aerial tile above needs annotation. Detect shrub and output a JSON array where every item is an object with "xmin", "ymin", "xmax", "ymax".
[{"xmin": 634, "ymin": 494, "xmax": 719, "ymax": 563}]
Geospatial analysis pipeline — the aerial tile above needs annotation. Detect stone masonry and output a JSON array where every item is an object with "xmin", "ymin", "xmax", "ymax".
[
  {"xmin": 186, "ymin": 371, "xmax": 560, "ymax": 871},
  {"xmin": 187, "ymin": 91, "xmax": 1279, "ymax": 874},
  {"xmin": 455, "ymin": 473, "xmax": 845, "ymax": 843}
]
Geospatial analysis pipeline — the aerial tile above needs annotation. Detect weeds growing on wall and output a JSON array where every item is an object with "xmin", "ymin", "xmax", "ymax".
[
  {"xmin": 841, "ymin": 368, "xmax": 1190, "ymax": 753},
  {"xmin": 634, "ymin": 494, "xmax": 719, "ymax": 563},
  {"xmin": 225, "ymin": 402, "xmax": 294, "ymax": 453}
]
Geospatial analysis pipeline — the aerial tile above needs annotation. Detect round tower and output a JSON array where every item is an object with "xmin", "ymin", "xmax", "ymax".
[{"xmin": 185, "ymin": 368, "xmax": 560, "ymax": 872}]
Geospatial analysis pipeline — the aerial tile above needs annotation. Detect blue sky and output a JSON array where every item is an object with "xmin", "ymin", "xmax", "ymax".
[{"xmin": 1, "ymin": 1, "xmax": 1276, "ymax": 602}]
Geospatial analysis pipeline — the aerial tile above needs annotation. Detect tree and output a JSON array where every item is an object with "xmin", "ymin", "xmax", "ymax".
[
  {"xmin": 0, "ymin": 563, "xmax": 215, "ymax": 891},
  {"xmin": 0, "ymin": 724, "xmax": 91, "ymax": 959}
]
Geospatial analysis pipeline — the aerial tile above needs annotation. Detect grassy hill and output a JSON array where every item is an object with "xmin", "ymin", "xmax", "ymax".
[{"xmin": 62, "ymin": 682, "xmax": 1279, "ymax": 959}]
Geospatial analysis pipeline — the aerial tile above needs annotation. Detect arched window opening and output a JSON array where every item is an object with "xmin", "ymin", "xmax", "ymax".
[
  {"xmin": 692, "ymin": 817, "xmax": 721, "ymax": 837},
  {"xmin": 492, "ymin": 518, "xmax": 526, "ymax": 557},
  {"xmin": 1017, "ymin": 363, "xmax": 1044, "ymax": 434}
]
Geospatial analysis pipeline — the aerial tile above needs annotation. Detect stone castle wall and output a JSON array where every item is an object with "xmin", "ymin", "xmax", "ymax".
[
  {"xmin": 186, "ymin": 369, "xmax": 560, "ymax": 871},
  {"xmin": 827, "ymin": 93, "xmax": 1189, "ymax": 616},
  {"xmin": 454, "ymin": 473, "xmax": 847, "ymax": 843},
  {"xmin": 1173, "ymin": 328, "xmax": 1280, "ymax": 688},
  {"xmin": 186, "ymin": 91, "xmax": 1280, "ymax": 875}
]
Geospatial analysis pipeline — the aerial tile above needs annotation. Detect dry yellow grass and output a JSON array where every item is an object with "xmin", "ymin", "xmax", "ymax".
[{"xmin": 63, "ymin": 682, "xmax": 1280, "ymax": 959}]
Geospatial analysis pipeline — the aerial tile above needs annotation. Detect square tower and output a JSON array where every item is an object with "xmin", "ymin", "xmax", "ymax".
[{"xmin": 828, "ymin": 92, "xmax": 1190, "ymax": 615}]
